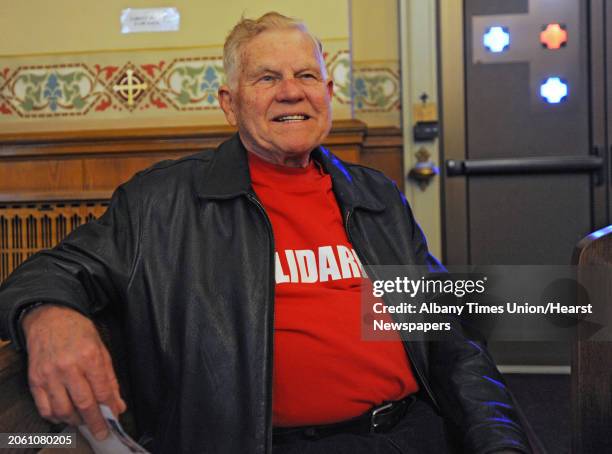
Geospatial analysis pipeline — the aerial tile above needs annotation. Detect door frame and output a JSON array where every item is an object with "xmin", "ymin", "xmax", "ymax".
[{"xmin": 438, "ymin": 0, "xmax": 469, "ymax": 264}]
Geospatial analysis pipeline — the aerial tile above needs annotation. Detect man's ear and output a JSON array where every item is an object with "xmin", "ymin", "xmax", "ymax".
[
  {"xmin": 218, "ymin": 85, "xmax": 237, "ymax": 126},
  {"xmin": 325, "ymin": 79, "xmax": 334, "ymax": 99}
]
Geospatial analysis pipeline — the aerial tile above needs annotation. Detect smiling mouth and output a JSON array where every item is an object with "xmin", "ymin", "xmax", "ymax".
[{"xmin": 272, "ymin": 114, "xmax": 310, "ymax": 123}]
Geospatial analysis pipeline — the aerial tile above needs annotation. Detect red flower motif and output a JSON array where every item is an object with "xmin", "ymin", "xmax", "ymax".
[
  {"xmin": 94, "ymin": 65, "xmax": 119, "ymax": 81},
  {"xmin": 0, "ymin": 103, "xmax": 12, "ymax": 115},
  {"xmin": 150, "ymin": 93, "xmax": 168, "ymax": 109},
  {"xmin": 95, "ymin": 96, "xmax": 112, "ymax": 112},
  {"xmin": 141, "ymin": 61, "xmax": 166, "ymax": 78}
]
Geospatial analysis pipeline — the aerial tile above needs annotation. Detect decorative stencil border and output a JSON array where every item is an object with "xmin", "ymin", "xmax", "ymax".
[
  {"xmin": 0, "ymin": 50, "xmax": 351, "ymax": 119},
  {"xmin": 0, "ymin": 51, "xmax": 401, "ymax": 129},
  {"xmin": 352, "ymin": 63, "xmax": 400, "ymax": 113}
]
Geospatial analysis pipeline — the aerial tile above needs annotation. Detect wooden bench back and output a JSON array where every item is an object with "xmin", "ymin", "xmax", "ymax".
[{"xmin": 571, "ymin": 225, "xmax": 612, "ymax": 453}]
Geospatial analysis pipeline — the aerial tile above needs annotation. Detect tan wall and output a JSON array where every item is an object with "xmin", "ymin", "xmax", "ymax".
[
  {"xmin": 1, "ymin": 1, "xmax": 403, "ymax": 133},
  {"xmin": 0, "ymin": 1, "xmax": 348, "ymax": 57},
  {"xmin": 350, "ymin": 0, "xmax": 401, "ymax": 127},
  {"xmin": 0, "ymin": 0, "xmax": 351, "ymax": 133}
]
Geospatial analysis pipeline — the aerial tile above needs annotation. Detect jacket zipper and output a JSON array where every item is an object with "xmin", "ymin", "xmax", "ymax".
[
  {"xmin": 246, "ymin": 193, "xmax": 276, "ymax": 454},
  {"xmin": 344, "ymin": 209, "xmax": 439, "ymax": 410}
]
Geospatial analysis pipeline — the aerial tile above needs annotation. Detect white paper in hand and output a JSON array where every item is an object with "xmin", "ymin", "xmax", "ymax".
[{"xmin": 79, "ymin": 404, "xmax": 149, "ymax": 453}]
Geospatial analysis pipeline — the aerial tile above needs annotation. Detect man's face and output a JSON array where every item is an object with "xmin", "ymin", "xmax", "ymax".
[{"xmin": 219, "ymin": 28, "xmax": 334, "ymax": 167}]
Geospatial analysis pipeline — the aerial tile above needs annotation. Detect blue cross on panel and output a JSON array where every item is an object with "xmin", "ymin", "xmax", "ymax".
[
  {"xmin": 540, "ymin": 77, "xmax": 568, "ymax": 103},
  {"xmin": 483, "ymin": 26, "xmax": 510, "ymax": 53}
]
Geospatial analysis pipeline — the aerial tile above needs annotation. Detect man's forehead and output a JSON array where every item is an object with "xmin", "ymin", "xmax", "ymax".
[
  {"xmin": 245, "ymin": 60, "xmax": 323, "ymax": 75},
  {"xmin": 240, "ymin": 29, "xmax": 322, "ymax": 71}
]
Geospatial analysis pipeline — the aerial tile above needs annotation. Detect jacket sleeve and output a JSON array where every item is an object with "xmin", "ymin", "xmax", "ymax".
[
  {"xmin": 399, "ymin": 189, "xmax": 532, "ymax": 454},
  {"xmin": 0, "ymin": 178, "xmax": 141, "ymax": 350}
]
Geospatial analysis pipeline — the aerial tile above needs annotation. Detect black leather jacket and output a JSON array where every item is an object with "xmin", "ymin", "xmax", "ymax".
[{"xmin": 0, "ymin": 135, "xmax": 530, "ymax": 454}]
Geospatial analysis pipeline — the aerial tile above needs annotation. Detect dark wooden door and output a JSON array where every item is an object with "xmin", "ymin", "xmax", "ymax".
[{"xmin": 439, "ymin": 0, "xmax": 610, "ymax": 366}]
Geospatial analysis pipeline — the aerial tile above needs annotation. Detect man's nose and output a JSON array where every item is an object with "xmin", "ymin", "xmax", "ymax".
[{"xmin": 275, "ymin": 78, "xmax": 305, "ymax": 102}]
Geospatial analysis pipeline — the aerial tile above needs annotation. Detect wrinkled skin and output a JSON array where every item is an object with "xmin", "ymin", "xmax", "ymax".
[
  {"xmin": 23, "ymin": 305, "xmax": 126, "ymax": 439},
  {"xmin": 218, "ymin": 28, "xmax": 334, "ymax": 168}
]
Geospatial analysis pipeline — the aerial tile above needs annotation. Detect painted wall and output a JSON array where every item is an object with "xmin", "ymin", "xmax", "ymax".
[
  {"xmin": 0, "ymin": 0, "xmax": 351, "ymax": 133},
  {"xmin": 1, "ymin": 0, "xmax": 444, "ymax": 256},
  {"xmin": 351, "ymin": 0, "xmax": 401, "ymax": 127},
  {"xmin": 0, "ymin": 1, "xmax": 348, "ymax": 57},
  {"xmin": 1, "ymin": 1, "xmax": 403, "ymax": 133}
]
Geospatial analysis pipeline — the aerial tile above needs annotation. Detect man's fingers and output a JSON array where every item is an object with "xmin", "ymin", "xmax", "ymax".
[
  {"xmin": 64, "ymin": 371, "xmax": 109, "ymax": 440},
  {"xmin": 23, "ymin": 307, "xmax": 120, "ymax": 437},
  {"xmin": 30, "ymin": 385, "xmax": 59, "ymax": 423},
  {"xmin": 47, "ymin": 381, "xmax": 82, "ymax": 427}
]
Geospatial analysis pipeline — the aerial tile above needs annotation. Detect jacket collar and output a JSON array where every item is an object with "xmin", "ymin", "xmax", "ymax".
[{"xmin": 197, "ymin": 133, "xmax": 385, "ymax": 212}]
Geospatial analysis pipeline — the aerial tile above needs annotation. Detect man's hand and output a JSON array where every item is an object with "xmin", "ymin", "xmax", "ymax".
[{"xmin": 22, "ymin": 305, "xmax": 127, "ymax": 440}]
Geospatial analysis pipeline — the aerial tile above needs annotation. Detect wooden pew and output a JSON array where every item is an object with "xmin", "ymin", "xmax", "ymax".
[{"xmin": 572, "ymin": 225, "xmax": 612, "ymax": 453}]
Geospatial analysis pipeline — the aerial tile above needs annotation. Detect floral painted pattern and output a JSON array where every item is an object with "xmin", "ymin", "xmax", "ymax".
[
  {"xmin": 353, "ymin": 68, "xmax": 400, "ymax": 112},
  {"xmin": 155, "ymin": 58, "xmax": 224, "ymax": 110},
  {"xmin": 327, "ymin": 51, "xmax": 351, "ymax": 104},
  {"xmin": 1, "ymin": 65, "xmax": 106, "ymax": 117},
  {"xmin": 0, "ymin": 51, "xmax": 398, "ymax": 121}
]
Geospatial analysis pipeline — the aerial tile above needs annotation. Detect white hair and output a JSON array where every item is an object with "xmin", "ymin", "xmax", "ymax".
[{"xmin": 223, "ymin": 11, "xmax": 327, "ymax": 87}]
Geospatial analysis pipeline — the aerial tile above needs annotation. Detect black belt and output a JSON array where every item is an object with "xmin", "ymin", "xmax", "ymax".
[{"xmin": 273, "ymin": 395, "xmax": 416, "ymax": 444}]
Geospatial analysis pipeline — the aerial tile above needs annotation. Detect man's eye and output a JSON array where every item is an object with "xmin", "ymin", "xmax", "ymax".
[
  {"xmin": 259, "ymin": 75, "xmax": 275, "ymax": 82},
  {"xmin": 300, "ymin": 73, "xmax": 317, "ymax": 79}
]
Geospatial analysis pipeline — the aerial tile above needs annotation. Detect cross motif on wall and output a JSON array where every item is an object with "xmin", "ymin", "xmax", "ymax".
[{"xmin": 113, "ymin": 69, "xmax": 148, "ymax": 106}]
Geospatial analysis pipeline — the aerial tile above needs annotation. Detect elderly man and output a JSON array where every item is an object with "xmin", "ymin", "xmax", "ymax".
[{"xmin": 0, "ymin": 12, "xmax": 529, "ymax": 454}]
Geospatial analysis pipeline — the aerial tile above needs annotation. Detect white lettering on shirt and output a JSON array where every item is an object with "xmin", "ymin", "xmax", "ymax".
[
  {"xmin": 276, "ymin": 246, "xmax": 363, "ymax": 284},
  {"xmin": 285, "ymin": 250, "xmax": 299, "ymax": 282},
  {"xmin": 275, "ymin": 252, "xmax": 290, "ymax": 284},
  {"xmin": 295, "ymin": 249, "xmax": 318, "ymax": 283},
  {"xmin": 318, "ymin": 246, "xmax": 342, "ymax": 282},
  {"xmin": 337, "ymin": 245, "xmax": 361, "ymax": 278}
]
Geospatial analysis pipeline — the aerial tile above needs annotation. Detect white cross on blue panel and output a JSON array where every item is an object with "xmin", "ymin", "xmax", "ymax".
[
  {"xmin": 540, "ymin": 77, "xmax": 568, "ymax": 104},
  {"xmin": 483, "ymin": 26, "xmax": 510, "ymax": 53}
]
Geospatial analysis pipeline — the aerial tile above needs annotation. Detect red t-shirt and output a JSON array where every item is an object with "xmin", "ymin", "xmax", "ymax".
[{"xmin": 248, "ymin": 152, "xmax": 419, "ymax": 427}]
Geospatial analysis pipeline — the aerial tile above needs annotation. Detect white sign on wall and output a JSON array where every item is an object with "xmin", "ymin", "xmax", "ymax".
[{"xmin": 121, "ymin": 8, "xmax": 180, "ymax": 34}]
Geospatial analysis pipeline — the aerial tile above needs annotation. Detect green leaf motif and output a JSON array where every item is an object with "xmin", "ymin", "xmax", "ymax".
[
  {"xmin": 63, "ymin": 84, "xmax": 72, "ymax": 99},
  {"xmin": 177, "ymin": 90, "xmax": 191, "ymax": 105},
  {"xmin": 214, "ymin": 65, "xmax": 226, "ymax": 83},
  {"xmin": 336, "ymin": 83, "xmax": 351, "ymax": 98},
  {"xmin": 16, "ymin": 74, "xmax": 29, "ymax": 85},
  {"xmin": 21, "ymin": 98, "xmax": 34, "ymax": 111},
  {"xmin": 185, "ymin": 66, "xmax": 204, "ymax": 79},
  {"xmin": 24, "ymin": 84, "xmax": 42, "ymax": 104},
  {"xmin": 72, "ymin": 96, "xmax": 85, "ymax": 109},
  {"xmin": 361, "ymin": 75, "xmax": 396, "ymax": 108},
  {"xmin": 58, "ymin": 73, "xmax": 75, "ymax": 84},
  {"xmin": 32, "ymin": 87, "xmax": 42, "ymax": 103},
  {"xmin": 28, "ymin": 74, "xmax": 47, "ymax": 85}
]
